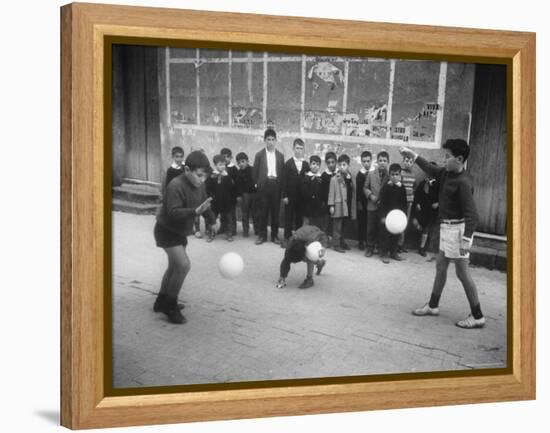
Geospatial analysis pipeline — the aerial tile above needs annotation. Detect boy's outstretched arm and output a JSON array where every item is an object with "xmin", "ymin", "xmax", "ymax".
[{"xmin": 399, "ymin": 147, "xmax": 443, "ymax": 179}]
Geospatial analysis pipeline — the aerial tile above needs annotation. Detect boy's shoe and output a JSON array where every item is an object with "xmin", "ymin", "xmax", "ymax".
[
  {"xmin": 255, "ymin": 236, "xmax": 266, "ymax": 245},
  {"xmin": 412, "ymin": 303, "xmax": 439, "ymax": 316},
  {"xmin": 154, "ymin": 295, "xmax": 185, "ymax": 312},
  {"xmin": 456, "ymin": 315, "xmax": 486, "ymax": 329},
  {"xmin": 206, "ymin": 234, "xmax": 214, "ymax": 242},
  {"xmin": 315, "ymin": 259, "xmax": 326, "ymax": 275},
  {"xmin": 298, "ymin": 277, "xmax": 314, "ymax": 289},
  {"xmin": 243, "ymin": 231, "xmax": 249, "ymax": 238},
  {"xmin": 418, "ymin": 247, "xmax": 427, "ymax": 257},
  {"xmin": 271, "ymin": 236, "xmax": 281, "ymax": 245},
  {"xmin": 380, "ymin": 254, "xmax": 390, "ymax": 264},
  {"xmin": 276, "ymin": 278, "xmax": 287, "ymax": 289},
  {"xmin": 333, "ymin": 245, "xmax": 346, "ymax": 253},
  {"xmin": 397, "ymin": 245, "xmax": 408, "ymax": 253},
  {"xmin": 341, "ymin": 242, "xmax": 351, "ymax": 251},
  {"xmin": 390, "ymin": 252, "xmax": 404, "ymax": 261},
  {"xmin": 358, "ymin": 242, "xmax": 365, "ymax": 250},
  {"xmin": 195, "ymin": 231, "xmax": 203, "ymax": 239},
  {"xmin": 164, "ymin": 307, "xmax": 187, "ymax": 324},
  {"xmin": 364, "ymin": 249, "xmax": 373, "ymax": 257},
  {"xmin": 227, "ymin": 234, "xmax": 234, "ymax": 242}
]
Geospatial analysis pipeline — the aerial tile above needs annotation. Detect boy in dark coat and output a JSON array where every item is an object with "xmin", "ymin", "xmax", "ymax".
[
  {"xmin": 206, "ymin": 154, "xmax": 236, "ymax": 241},
  {"xmin": 301, "ymin": 155, "xmax": 326, "ymax": 229},
  {"xmin": 378, "ymin": 163, "xmax": 408, "ymax": 263}
]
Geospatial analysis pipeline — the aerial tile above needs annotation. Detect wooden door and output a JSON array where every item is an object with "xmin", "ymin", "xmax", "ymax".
[
  {"xmin": 123, "ymin": 46, "xmax": 162, "ymax": 183},
  {"xmin": 467, "ymin": 64, "xmax": 507, "ymax": 235}
]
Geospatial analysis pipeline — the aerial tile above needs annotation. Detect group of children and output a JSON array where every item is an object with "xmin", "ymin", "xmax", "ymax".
[{"xmin": 153, "ymin": 134, "xmax": 485, "ymax": 330}]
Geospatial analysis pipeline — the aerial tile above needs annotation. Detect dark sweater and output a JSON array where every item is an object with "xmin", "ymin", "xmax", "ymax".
[
  {"xmin": 156, "ymin": 174, "xmax": 215, "ymax": 236},
  {"xmin": 206, "ymin": 172, "xmax": 236, "ymax": 213},
  {"xmin": 235, "ymin": 166, "xmax": 256, "ymax": 195},
  {"xmin": 416, "ymin": 156, "xmax": 478, "ymax": 238},
  {"xmin": 379, "ymin": 182, "xmax": 408, "ymax": 217},
  {"xmin": 301, "ymin": 174, "xmax": 325, "ymax": 218}
]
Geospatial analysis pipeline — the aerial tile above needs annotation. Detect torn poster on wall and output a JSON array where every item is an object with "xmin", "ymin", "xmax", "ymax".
[{"xmin": 390, "ymin": 102, "xmax": 440, "ymax": 142}]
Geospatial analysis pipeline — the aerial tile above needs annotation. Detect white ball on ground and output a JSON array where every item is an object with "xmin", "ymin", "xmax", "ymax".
[
  {"xmin": 306, "ymin": 241, "xmax": 326, "ymax": 262},
  {"xmin": 218, "ymin": 252, "xmax": 244, "ymax": 279},
  {"xmin": 385, "ymin": 209, "xmax": 408, "ymax": 234}
]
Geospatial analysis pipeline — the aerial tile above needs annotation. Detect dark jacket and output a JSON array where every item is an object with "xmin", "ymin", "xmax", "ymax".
[
  {"xmin": 206, "ymin": 171, "xmax": 236, "ymax": 213},
  {"xmin": 379, "ymin": 181, "xmax": 408, "ymax": 218},
  {"xmin": 252, "ymin": 148, "xmax": 285, "ymax": 192},
  {"xmin": 281, "ymin": 158, "xmax": 310, "ymax": 200},
  {"xmin": 301, "ymin": 173, "xmax": 325, "ymax": 218},
  {"xmin": 235, "ymin": 166, "xmax": 256, "ymax": 196},
  {"xmin": 356, "ymin": 169, "xmax": 369, "ymax": 210}
]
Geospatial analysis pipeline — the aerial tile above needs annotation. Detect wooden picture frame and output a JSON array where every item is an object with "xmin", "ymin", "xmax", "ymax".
[{"xmin": 61, "ymin": 2, "xmax": 535, "ymax": 429}]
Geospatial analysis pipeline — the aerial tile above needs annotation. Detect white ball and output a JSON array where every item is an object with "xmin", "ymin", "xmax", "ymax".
[
  {"xmin": 306, "ymin": 241, "xmax": 326, "ymax": 262},
  {"xmin": 218, "ymin": 252, "xmax": 244, "ymax": 279},
  {"xmin": 385, "ymin": 209, "xmax": 408, "ymax": 234}
]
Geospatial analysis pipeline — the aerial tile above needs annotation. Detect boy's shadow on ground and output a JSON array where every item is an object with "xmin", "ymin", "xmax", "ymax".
[{"xmin": 34, "ymin": 409, "xmax": 59, "ymax": 425}]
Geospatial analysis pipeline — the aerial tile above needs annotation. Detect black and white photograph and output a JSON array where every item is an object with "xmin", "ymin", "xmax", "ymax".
[{"xmin": 111, "ymin": 44, "xmax": 507, "ymax": 389}]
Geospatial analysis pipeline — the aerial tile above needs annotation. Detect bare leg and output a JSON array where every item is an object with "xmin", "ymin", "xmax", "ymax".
[
  {"xmin": 429, "ymin": 251, "xmax": 450, "ymax": 308},
  {"xmin": 306, "ymin": 260, "xmax": 314, "ymax": 278},
  {"xmin": 454, "ymin": 258, "xmax": 482, "ymax": 316},
  {"xmin": 164, "ymin": 245, "xmax": 191, "ymax": 300}
]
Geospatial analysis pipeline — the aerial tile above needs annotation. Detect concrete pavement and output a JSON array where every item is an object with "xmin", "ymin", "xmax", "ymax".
[{"xmin": 112, "ymin": 212, "xmax": 507, "ymax": 388}]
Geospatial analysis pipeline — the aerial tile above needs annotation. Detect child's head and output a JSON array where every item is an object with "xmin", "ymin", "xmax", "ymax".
[
  {"xmin": 389, "ymin": 163, "xmax": 402, "ymax": 184},
  {"xmin": 442, "ymin": 139, "xmax": 470, "ymax": 172},
  {"xmin": 220, "ymin": 147, "xmax": 233, "ymax": 164},
  {"xmin": 171, "ymin": 146, "xmax": 184, "ymax": 167},
  {"xmin": 325, "ymin": 151, "xmax": 337, "ymax": 172},
  {"xmin": 309, "ymin": 155, "xmax": 322, "ymax": 173},
  {"xmin": 377, "ymin": 150, "xmax": 390, "ymax": 170},
  {"xmin": 184, "ymin": 151, "xmax": 211, "ymax": 186},
  {"xmin": 236, "ymin": 152, "xmax": 249, "ymax": 169},
  {"xmin": 337, "ymin": 154, "xmax": 351, "ymax": 173},
  {"xmin": 360, "ymin": 150, "xmax": 372, "ymax": 171},
  {"xmin": 212, "ymin": 154, "xmax": 227, "ymax": 172},
  {"xmin": 293, "ymin": 138, "xmax": 305, "ymax": 159},
  {"xmin": 264, "ymin": 128, "xmax": 277, "ymax": 151},
  {"xmin": 285, "ymin": 239, "xmax": 307, "ymax": 263},
  {"xmin": 402, "ymin": 155, "xmax": 414, "ymax": 169}
]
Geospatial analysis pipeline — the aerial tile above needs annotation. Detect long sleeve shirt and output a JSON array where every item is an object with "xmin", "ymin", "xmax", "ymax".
[
  {"xmin": 416, "ymin": 156, "xmax": 478, "ymax": 238},
  {"xmin": 379, "ymin": 181, "xmax": 408, "ymax": 217},
  {"xmin": 156, "ymin": 174, "xmax": 216, "ymax": 236}
]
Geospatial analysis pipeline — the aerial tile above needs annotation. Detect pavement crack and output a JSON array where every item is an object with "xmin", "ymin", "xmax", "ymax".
[{"xmin": 309, "ymin": 330, "xmax": 346, "ymax": 341}]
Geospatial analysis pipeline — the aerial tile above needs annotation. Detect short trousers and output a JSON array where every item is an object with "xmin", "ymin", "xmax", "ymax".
[
  {"xmin": 439, "ymin": 221, "xmax": 471, "ymax": 259},
  {"xmin": 154, "ymin": 222, "xmax": 188, "ymax": 249}
]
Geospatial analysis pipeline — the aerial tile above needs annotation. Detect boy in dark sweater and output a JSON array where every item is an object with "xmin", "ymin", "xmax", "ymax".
[
  {"xmin": 161, "ymin": 146, "xmax": 185, "ymax": 197},
  {"xmin": 378, "ymin": 163, "xmax": 408, "ymax": 263},
  {"xmin": 411, "ymin": 166, "xmax": 440, "ymax": 256},
  {"xmin": 206, "ymin": 154, "xmax": 236, "ymax": 242},
  {"xmin": 320, "ymin": 151, "xmax": 338, "ymax": 244},
  {"xmin": 282, "ymin": 138, "xmax": 310, "ymax": 246},
  {"xmin": 153, "ymin": 151, "xmax": 216, "ymax": 324},
  {"xmin": 400, "ymin": 139, "xmax": 485, "ymax": 329},
  {"xmin": 301, "ymin": 155, "xmax": 326, "ymax": 229},
  {"xmin": 356, "ymin": 150, "xmax": 372, "ymax": 250},
  {"xmin": 235, "ymin": 152, "xmax": 257, "ymax": 238},
  {"xmin": 220, "ymin": 147, "xmax": 238, "ymax": 236}
]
